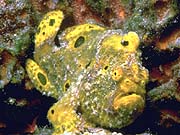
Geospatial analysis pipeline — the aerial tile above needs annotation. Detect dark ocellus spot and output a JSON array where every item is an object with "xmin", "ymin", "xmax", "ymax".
[
  {"xmin": 74, "ymin": 36, "xmax": 85, "ymax": 48},
  {"xmin": 85, "ymin": 61, "xmax": 91, "ymax": 68},
  {"xmin": 49, "ymin": 19, "xmax": 55, "ymax": 26},
  {"xmin": 64, "ymin": 82, "xmax": 70, "ymax": 91},
  {"xmin": 37, "ymin": 72, "xmax": 47, "ymax": 85},
  {"xmin": 51, "ymin": 109, "xmax": 54, "ymax": 114},
  {"xmin": 104, "ymin": 65, "xmax": 109, "ymax": 70}
]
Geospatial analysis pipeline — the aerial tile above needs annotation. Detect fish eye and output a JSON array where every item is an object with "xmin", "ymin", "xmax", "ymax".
[{"xmin": 121, "ymin": 40, "xmax": 129, "ymax": 46}]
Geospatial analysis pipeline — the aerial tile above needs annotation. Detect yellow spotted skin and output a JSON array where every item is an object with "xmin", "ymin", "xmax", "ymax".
[
  {"xmin": 111, "ymin": 67, "xmax": 123, "ymax": 81},
  {"xmin": 122, "ymin": 32, "xmax": 140, "ymax": 52},
  {"xmin": 65, "ymin": 24, "xmax": 105, "ymax": 40},
  {"xmin": 25, "ymin": 10, "xmax": 149, "ymax": 134},
  {"xmin": 47, "ymin": 94, "xmax": 79, "ymax": 134},
  {"xmin": 26, "ymin": 59, "xmax": 58, "ymax": 98},
  {"xmin": 35, "ymin": 10, "xmax": 63, "ymax": 48},
  {"xmin": 65, "ymin": 24, "xmax": 105, "ymax": 50}
]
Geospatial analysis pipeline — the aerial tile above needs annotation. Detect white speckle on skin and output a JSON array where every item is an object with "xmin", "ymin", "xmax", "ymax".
[
  {"xmin": 84, "ymin": 82, "xmax": 91, "ymax": 90},
  {"xmin": 42, "ymin": 92, "xmax": 46, "ymax": 95},
  {"xmin": 93, "ymin": 97, "xmax": 98, "ymax": 102},
  {"xmin": 47, "ymin": 91, "xmax": 52, "ymax": 96},
  {"xmin": 66, "ymin": 65, "xmax": 70, "ymax": 70},
  {"xmin": 84, "ymin": 101, "xmax": 89, "ymax": 106}
]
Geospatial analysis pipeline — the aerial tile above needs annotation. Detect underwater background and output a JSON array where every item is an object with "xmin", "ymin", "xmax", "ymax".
[{"xmin": 0, "ymin": 0, "xmax": 180, "ymax": 135}]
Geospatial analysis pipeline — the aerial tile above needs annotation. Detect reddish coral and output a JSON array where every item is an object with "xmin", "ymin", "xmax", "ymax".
[
  {"xmin": 71, "ymin": 0, "xmax": 102, "ymax": 24},
  {"xmin": 156, "ymin": 28, "xmax": 180, "ymax": 50},
  {"xmin": 159, "ymin": 109, "xmax": 180, "ymax": 128}
]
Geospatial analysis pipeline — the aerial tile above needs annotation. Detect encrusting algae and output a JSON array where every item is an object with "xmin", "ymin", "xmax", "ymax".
[{"xmin": 25, "ymin": 10, "xmax": 149, "ymax": 134}]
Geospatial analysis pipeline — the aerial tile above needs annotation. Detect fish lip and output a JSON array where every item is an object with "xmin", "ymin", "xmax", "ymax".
[
  {"xmin": 112, "ymin": 92, "xmax": 145, "ymax": 111},
  {"xmin": 114, "ymin": 91, "xmax": 143, "ymax": 99},
  {"xmin": 118, "ymin": 84, "xmax": 146, "ymax": 98}
]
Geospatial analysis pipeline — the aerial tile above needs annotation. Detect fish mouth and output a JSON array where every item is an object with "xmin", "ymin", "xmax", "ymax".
[{"xmin": 113, "ymin": 92, "xmax": 145, "ymax": 111}]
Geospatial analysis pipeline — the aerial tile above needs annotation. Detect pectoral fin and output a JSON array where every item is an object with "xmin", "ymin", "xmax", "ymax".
[{"xmin": 26, "ymin": 59, "xmax": 58, "ymax": 98}]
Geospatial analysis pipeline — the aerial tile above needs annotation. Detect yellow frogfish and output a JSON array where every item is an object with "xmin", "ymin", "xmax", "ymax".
[{"xmin": 26, "ymin": 10, "xmax": 149, "ymax": 135}]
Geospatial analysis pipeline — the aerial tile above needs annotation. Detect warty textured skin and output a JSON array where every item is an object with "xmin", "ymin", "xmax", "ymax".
[{"xmin": 25, "ymin": 10, "xmax": 149, "ymax": 134}]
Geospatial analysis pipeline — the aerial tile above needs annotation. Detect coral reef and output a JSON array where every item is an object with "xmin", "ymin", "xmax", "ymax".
[
  {"xmin": 0, "ymin": 0, "xmax": 34, "ymax": 55},
  {"xmin": 0, "ymin": 51, "xmax": 25, "ymax": 89}
]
